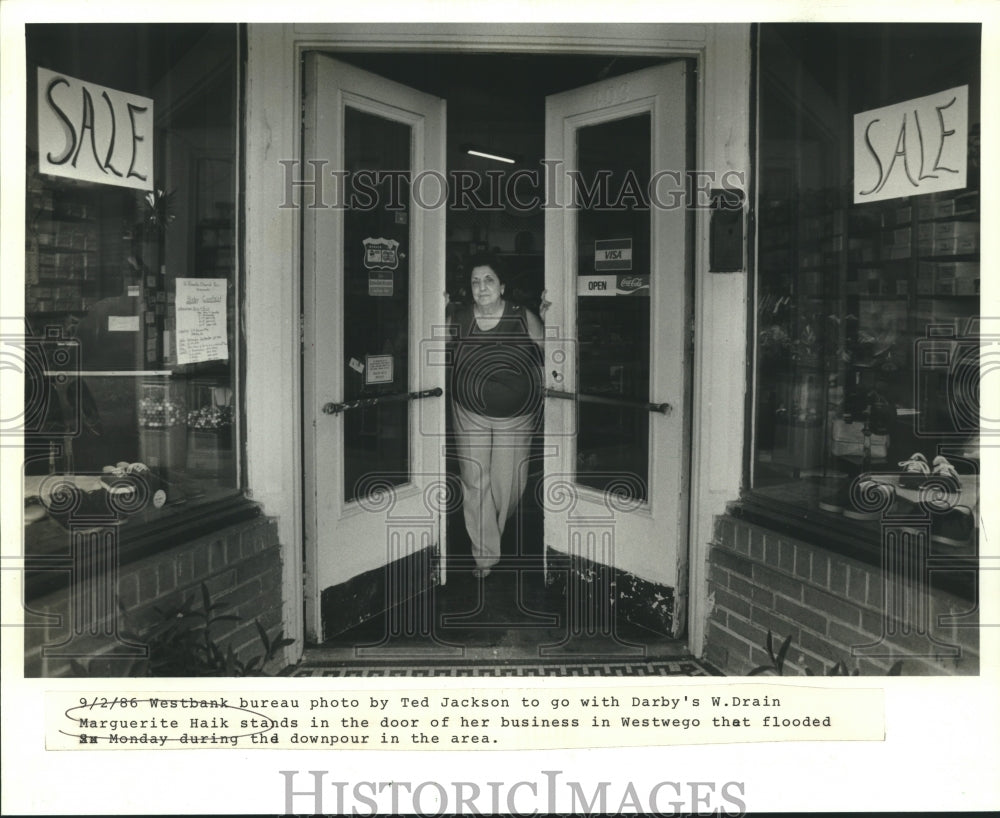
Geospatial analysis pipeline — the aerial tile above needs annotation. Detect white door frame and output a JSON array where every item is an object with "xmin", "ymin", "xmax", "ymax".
[{"xmin": 243, "ymin": 23, "xmax": 750, "ymax": 664}]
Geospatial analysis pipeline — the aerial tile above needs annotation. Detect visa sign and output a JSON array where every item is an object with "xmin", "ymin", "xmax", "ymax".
[{"xmin": 594, "ymin": 238, "xmax": 632, "ymax": 271}]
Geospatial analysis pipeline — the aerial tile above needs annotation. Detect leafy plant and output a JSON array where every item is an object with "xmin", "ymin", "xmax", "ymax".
[
  {"xmin": 749, "ymin": 630, "xmax": 793, "ymax": 675},
  {"xmin": 749, "ymin": 629, "xmax": 903, "ymax": 676},
  {"xmin": 70, "ymin": 582, "xmax": 294, "ymax": 677}
]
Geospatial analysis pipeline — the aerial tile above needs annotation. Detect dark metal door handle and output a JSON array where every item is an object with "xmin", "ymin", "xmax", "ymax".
[
  {"xmin": 323, "ymin": 386, "xmax": 443, "ymax": 415},
  {"xmin": 544, "ymin": 387, "xmax": 671, "ymax": 415}
]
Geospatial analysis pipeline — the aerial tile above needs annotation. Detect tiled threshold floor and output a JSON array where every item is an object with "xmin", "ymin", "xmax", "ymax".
[
  {"xmin": 300, "ymin": 470, "xmax": 701, "ymax": 670},
  {"xmin": 304, "ymin": 558, "xmax": 693, "ymax": 666}
]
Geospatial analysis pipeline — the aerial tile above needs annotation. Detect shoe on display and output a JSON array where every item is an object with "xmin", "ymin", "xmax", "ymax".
[
  {"xmin": 818, "ymin": 480, "xmax": 849, "ymax": 514},
  {"xmin": 898, "ymin": 452, "xmax": 930, "ymax": 488},
  {"xmin": 883, "ymin": 490, "xmax": 922, "ymax": 522},
  {"xmin": 932, "ymin": 454, "xmax": 958, "ymax": 480},
  {"xmin": 843, "ymin": 478, "xmax": 895, "ymax": 521},
  {"xmin": 930, "ymin": 455, "xmax": 961, "ymax": 490},
  {"xmin": 931, "ymin": 505, "xmax": 975, "ymax": 547}
]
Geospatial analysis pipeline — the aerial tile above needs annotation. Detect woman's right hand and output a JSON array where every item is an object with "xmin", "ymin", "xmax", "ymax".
[{"xmin": 539, "ymin": 289, "xmax": 551, "ymax": 320}]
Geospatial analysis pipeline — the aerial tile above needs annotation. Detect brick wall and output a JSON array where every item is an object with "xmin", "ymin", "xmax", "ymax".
[
  {"xmin": 24, "ymin": 516, "xmax": 284, "ymax": 677},
  {"xmin": 705, "ymin": 514, "xmax": 979, "ymax": 676}
]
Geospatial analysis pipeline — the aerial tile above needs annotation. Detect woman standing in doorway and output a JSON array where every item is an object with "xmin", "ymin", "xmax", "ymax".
[{"xmin": 451, "ymin": 253, "xmax": 547, "ymax": 578}]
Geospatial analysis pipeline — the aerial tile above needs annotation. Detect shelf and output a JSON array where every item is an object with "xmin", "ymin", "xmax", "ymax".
[
  {"xmin": 35, "ymin": 246, "xmax": 97, "ymax": 255},
  {"xmin": 33, "ymin": 213, "xmax": 95, "ymax": 224}
]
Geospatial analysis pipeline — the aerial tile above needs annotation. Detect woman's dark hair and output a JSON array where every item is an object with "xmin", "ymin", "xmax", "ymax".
[{"xmin": 467, "ymin": 251, "xmax": 506, "ymax": 285}]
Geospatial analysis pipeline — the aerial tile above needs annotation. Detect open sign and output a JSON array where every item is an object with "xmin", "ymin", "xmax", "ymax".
[{"xmin": 37, "ymin": 67, "xmax": 153, "ymax": 191}]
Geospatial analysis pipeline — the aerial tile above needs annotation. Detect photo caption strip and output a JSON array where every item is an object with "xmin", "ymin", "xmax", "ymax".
[{"xmin": 47, "ymin": 685, "xmax": 884, "ymax": 749}]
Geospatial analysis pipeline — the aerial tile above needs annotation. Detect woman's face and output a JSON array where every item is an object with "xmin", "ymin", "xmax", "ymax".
[{"xmin": 470, "ymin": 265, "xmax": 504, "ymax": 310}]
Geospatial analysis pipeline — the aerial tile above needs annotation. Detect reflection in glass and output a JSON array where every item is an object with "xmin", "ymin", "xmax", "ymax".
[
  {"xmin": 574, "ymin": 114, "xmax": 651, "ymax": 500},
  {"xmin": 342, "ymin": 107, "xmax": 411, "ymax": 502}
]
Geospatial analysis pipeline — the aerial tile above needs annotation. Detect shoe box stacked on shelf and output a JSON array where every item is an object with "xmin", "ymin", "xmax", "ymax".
[{"xmin": 26, "ymin": 168, "xmax": 101, "ymax": 317}]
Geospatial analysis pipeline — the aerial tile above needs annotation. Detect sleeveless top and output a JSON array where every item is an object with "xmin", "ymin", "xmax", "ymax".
[{"xmin": 451, "ymin": 301, "xmax": 543, "ymax": 418}]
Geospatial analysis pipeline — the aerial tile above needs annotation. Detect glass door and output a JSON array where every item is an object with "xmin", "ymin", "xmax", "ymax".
[
  {"xmin": 543, "ymin": 61, "xmax": 692, "ymax": 636},
  {"xmin": 302, "ymin": 54, "xmax": 448, "ymax": 642}
]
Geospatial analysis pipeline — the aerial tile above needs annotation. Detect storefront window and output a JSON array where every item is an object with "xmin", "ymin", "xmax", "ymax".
[
  {"xmin": 23, "ymin": 24, "xmax": 241, "ymax": 554},
  {"xmin": 751, "ymin": 24, "xmax": 980, "ymax": 551}
]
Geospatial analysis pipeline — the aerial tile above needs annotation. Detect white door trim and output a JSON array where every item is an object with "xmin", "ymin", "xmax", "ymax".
[{"xmin": 243, "ymin": 23, "xmax": 750, "ymax": 664}]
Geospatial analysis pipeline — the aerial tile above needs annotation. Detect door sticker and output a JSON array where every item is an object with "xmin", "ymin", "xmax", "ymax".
[
  {"xmin": 594, "ymin": 238, "xmax": 632, "ymax": 271},
  {"xmin": 363, "ymin": 237, "xmax": 399, "ymax": 296},
  {"xmin": 363, "ymin": 237, "xmax": 400, "ymax": 270},
  {"xmin": 348, "ymin": 357, "xmax": 365, "ymax": 374},
  {"xmin": 368, "ymin": 270, "xmax": 393, "ymax": 297},
  {"xmin": 365, "ymin": 354, "xmax": 394, "ymax": 385}
]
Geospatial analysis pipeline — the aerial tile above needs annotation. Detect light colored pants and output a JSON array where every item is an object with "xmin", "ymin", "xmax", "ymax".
[{"xmin": 453, "ymin": 402, "xmax": 536, "ymax": 570}]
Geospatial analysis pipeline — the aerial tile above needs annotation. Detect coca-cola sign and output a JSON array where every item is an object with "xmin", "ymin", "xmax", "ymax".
[{"xmin": 617, "ymin": 275, "xmax": 649, "ymax": 293}]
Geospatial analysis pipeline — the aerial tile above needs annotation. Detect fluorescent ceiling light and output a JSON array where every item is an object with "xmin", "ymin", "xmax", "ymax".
[{"xmin": 466, "ymin": 148, "xmax": 515, "ymax": 164}]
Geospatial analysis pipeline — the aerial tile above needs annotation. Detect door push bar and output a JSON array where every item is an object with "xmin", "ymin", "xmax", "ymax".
[
  {"xmin": 323, "ymin": 387, "xmax": 443, "ymax": 415},
  {"xmin": 544, "ymin": 386, "xmax": 671, "ymax": 415}
]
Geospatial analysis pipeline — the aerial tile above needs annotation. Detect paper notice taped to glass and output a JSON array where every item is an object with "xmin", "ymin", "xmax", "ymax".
[{"xmin": 175, "ymin": 278, "xmax": 228, "ymax": 365}]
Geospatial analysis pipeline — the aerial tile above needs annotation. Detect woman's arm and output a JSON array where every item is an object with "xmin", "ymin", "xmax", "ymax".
[
  {"xmin": 524, "ymin": 307, "xmax": 544, "ymax": 346},
  {"xmin": 525, "ymin": 289, "xmax": 549, "ymax": 342},
  {"xmin": 523, "ymin": 305, "xmax": 546, "ymax": 397}
]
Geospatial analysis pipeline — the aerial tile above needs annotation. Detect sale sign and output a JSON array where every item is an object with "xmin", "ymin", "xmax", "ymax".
[
  {"xmin": 38, "ymin": 67, "xmax": 154, "ymax": 191},
  {"xmin": 853, "ymin": 86, "xmax": 967, "ymax": 204}
]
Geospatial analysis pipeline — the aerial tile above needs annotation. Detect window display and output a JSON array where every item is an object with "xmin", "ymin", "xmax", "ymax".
[
  {"xmin": 751, "ymin": 24, "xmax": 980, "ymax": 553},
  {"xmin": 23, "ymin": 24, "xmax": 241, "ymax": 553}
]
